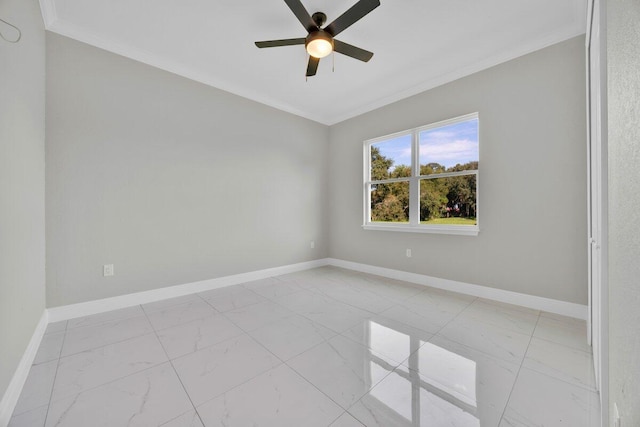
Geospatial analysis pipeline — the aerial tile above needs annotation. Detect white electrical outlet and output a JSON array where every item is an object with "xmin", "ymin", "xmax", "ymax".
[
  {"xmin": 614, "ymin": 403, "xmax": 621, "ymax": 427},
  {"xmin": 103, "ymin": 264, "xmax": 114, "ymax": 277},
  {"xmin": 310, "ymin": 241, "xmax": 315, "ymax": 249},
  {"xmin": 406, "ymin": 249, "xmax": 412, "ymax": 258}
]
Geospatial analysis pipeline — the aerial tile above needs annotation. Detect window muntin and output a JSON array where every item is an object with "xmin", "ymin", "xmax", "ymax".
[{"xmin": 364, "ymin": 113, "xmax": 479, "ymax": 235}]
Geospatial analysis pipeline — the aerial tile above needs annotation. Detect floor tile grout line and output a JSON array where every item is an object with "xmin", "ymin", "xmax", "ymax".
[
  {"xmin": 298, "ymin": 275, "xmax": 426, "ymax": 314},
  {"xmin": 31, "ymin": 331, "xmax": 66, "ymax": 367},
  {"xmin": 415, "ymin": 295, "xmax": 544, "ymax": 370},
  {"xmin": 497, "ymin": 311, "xmax": 542, "ymax": 425},
  {"xmin": 61, "ymin": 297, "xmax": 205, "ymax": 334},
  {"xmin": 162, "ymin": 330, "xmax": 248, "ymax": 363},
  {"xmin": 198, "ymin": 291, "xmax": 268, "ymax": 315},
  {"xmin": 151, "ymin": 271, "xmax": 454, "ymax": 334},
  {"xmin": 332, "ymin": 297, "xmax": 482, "ymax": 423},
  {"xmin": 58, "ymin": 320, "xmax": 157, "ymax": 359},
  {"xmin": 248, "ymin": 322, "xmax": 341, "ymax": 363},
  {"xmin": 516, "ymin": 363, "xmax": 599, "ymax": 394},
  {"xmin": 40, "ymin": 324, "xmax": 173, "ymax": 409},
  {"xmin": 150, "ymin": 311, "xmax": 221, "ymax": 334},
  {"xmin": 189, "ymin": 359, "xmax": 289, "ymax": 415},
  {"xmin": 140, "ymin": 292, "xmax": 210, "ymax": 317},
  {"xmin": 207, "ymin": 300, "xmax": 330, "ymax": 368},
  {"xmin": 170, "ymin": 303, "xmax": 317, "ymax": 412},
  {"xmin": 259, "ymin": 285, "xmax": 393, "ymax": 333},
  {"xmin": 519, "ymin": 322, "xmax": 599, "ymax": 393},
  {"xmin": 41, "ymin": 358, "xmax": 176, "ymax": 410},
  {"xmin": 427, "ymin": 294, "xmax": 479, "ymax": 338},
  {"xmin": 194, "ymin": 273, "xmax": 402, "ymax": 417},
  {"xmin": 156, "ymin": 304, "xmax": 329, "ymax": 362},
  {"xmin": 284, "ymin": 331, "xmax": 408, "ymax": 417},
  {"xmin": 149, "ymin": 269, "xmax": 496, "ymax": 424},
  {"xmin": 35, "ymin": 307, "xmax": 213, "ymax": 421},
  {"xmin": 215, "ymin": 300, "xmax": 297, "ymax": 334},
  {"xmin": 303, "ymin": 284, "xmax": 403, "ymax": 315},
  {"xmin": 263, "ymin": 274, "xmax": 473, "ymax": 357},
  {"xmin": 284, "ymin": 351, "xmax": 394, "ymax": 417},
  {"xmin": 282, "ymin": 267, "xmax": 405, "ymax": 301},
  {"xmin": 145, "ymin": 301, "xmax": 221, "ymax": 330},
  {"xmin": 250, "ymin": 287, "xmax": 307, "ymax": 303},
  {"xmin": 159, "ymin": 408, "xmax": 203, "ymax": 427},
  {"xmin": 333, "ymin": 342, "xmax": 426, "ymax": 425},
  {"xmin": 531, "ymin": 333, "xmax": 593, "ymax": 354},
  {"xmin": 140, "ymin": 305, "xmax": 207, "ymax": 427},
  {"xmin": 422, "ymin": 296, "xmax": 547, "ymax": 367},
  {"xmin": 326, "ymin": 410, "xmax": 355, "ymax": 427},
  {"xmin": 271, "ymin": 269, "xmax": 425, "ymax": 308},
  {"xmin": 41, "ymin": 323, "xmax": 68, "ymax": 426},
  {"xmin": 64, "ymin": 313, "xmax": 144, "ymax": 332},
  {"xmin": 64, "ymin": 308, "xmax": 146, "ymax": 331},
  {"xmin": 187, "ymin": 343, "xmax": 349, "ymax": 427}
]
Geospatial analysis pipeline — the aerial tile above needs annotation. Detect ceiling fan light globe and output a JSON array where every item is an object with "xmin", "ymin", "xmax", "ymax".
[{"xmin": 305, "ymin": 31, "xmax": 333, "ymax": 58}]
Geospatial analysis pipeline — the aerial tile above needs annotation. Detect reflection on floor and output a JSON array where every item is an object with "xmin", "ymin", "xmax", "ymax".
[{"xmin": 9, "ymin": 266, "xmax": 600, "ymax": 426}]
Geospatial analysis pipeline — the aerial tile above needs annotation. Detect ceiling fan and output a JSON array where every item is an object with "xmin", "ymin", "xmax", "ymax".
[{"xmin": 255, "ymin": 0, "xmax": 380, "ymax": 77}]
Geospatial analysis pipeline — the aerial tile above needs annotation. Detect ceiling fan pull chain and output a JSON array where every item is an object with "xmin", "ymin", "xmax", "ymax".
[{"xmin": 332, "ymin": 50, "xmax": 335, "ymax": 72}]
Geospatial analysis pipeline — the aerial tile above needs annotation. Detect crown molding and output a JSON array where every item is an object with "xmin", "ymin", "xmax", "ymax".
[
  {"xmin": 44, "ymin": 18, "xmax": 329, "ymax": 124},
  {"xmin": 38, "ymin": 0, "xmax": 56, "ymax": 27},
  {"xmin": 39, "ymin": 0, "xmax": 586, "ymax": 126},
  {"xmin": 323, "ymin": 25, "xmax": 587, "ymax": 124}
]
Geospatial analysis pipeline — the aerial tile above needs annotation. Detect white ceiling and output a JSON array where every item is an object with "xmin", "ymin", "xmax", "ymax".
[{"xmin": 39, "ymin": 0, "xmax": 587, "ymax": 125}]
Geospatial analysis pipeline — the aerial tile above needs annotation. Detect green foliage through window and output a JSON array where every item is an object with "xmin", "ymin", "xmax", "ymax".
[{"xmin": 366, "ymin": 114, "xmax": 479, "ymax": 228}]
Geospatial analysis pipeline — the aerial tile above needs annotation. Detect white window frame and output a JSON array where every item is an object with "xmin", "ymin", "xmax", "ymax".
[{"xmin": 363, "ymin": 113, "xmax": 479, "ymax": 236}]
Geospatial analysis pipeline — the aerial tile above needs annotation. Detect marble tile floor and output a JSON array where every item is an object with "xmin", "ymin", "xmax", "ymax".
[{"xmin": 9, "ymin": 267, "xmax": 600, "ymax": 426}]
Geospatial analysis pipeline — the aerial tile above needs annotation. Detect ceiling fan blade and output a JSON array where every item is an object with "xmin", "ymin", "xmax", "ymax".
[
  {"xmin": 333, "ymin": 39, "xmax": 374, "ymax": 62},
  {"xmin": 306, "ymin": 56, "xmax": 319, "ymax": 77},
  {"xmin": 324, "ymin": 0, "xmax": 380, "ymax": 37},
  {"xmin": 284, "ymin": 0, "xmax": 318, "ymax": 33},
  {"xmin": 255, "ymin": 38, "xmax": 306, "ymax": 48}
]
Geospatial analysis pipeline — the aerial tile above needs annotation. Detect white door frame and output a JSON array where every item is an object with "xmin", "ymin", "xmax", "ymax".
[{"xmin": 585, "ymin": 0, "xmax": 608, "ymax": 424}]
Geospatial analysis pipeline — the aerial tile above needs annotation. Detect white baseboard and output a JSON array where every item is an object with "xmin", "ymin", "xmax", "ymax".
[
  {"xmin": 47, "ymin": 259, "xmax": 330, "ymax": 322},
  {"xmin": 0, "ymin": 311, "xmax": 49, "ymax": 427},
  {"xmin": 327, "ymin": 258, "xmax": 588, "ymax": 320},
  {"xmin": 48, "ymin": 256, "xmax": 587, "ymax": 323}
]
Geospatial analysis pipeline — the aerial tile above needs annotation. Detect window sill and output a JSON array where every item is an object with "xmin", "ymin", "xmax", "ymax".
[{"xmin": 362, "ymin": 224, "xmax": 479, "ymax": 236}]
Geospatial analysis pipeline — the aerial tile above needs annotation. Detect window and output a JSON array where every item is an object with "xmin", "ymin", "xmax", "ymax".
[{"xmin": 363, "ymin": 113, "xmax": 479, "ymax": 235}]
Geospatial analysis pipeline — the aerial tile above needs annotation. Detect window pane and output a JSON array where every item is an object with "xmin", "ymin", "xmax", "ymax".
[
  {"xmin": 419, "ymin": 118, "xmax": 478, "ymax": 175},
  {"xmin": 420, "ymin": 175, "xmax": 476, "ymax": 225},
  {"xmin": 371, "ymin": 181, "xmax": 410, "ymax": 223},
  {"xmin": 370, "ymin": 134, "xmax": 412, "ymax": 180}
]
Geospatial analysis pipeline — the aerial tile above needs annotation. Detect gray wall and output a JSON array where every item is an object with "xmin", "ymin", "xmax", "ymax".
[
  {"xmin": 328, "ymin": 36, "xmax": 587, "ymax": 304},
  {"xmin": 608, "ymin": 0, "xmax": 640, "ymax": 424},
  {"xmin": 0, "ymin": 0, "xmax": 46, "ymax": 400},
  {"xmin": 46, "ymin": 33, "xmax": 329, "ymax": 307}
]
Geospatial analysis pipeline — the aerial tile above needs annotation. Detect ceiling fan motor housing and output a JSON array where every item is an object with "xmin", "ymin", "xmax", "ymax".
[{"xmin": 311, "ymin": 12, "xmax": 327, "ymax": 27}]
